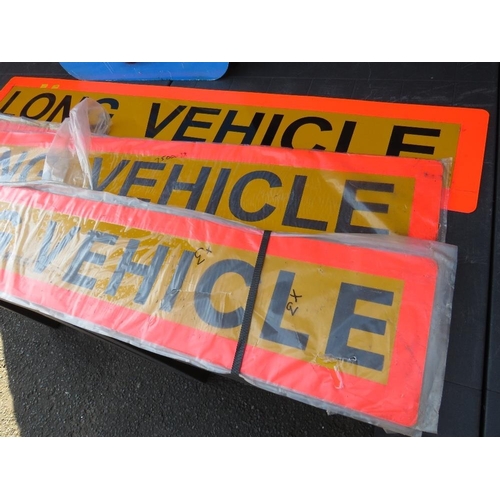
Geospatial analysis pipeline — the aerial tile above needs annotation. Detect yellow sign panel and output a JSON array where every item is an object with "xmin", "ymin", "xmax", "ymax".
[
  {"xmin": 0, "ymin": 85, "xmax": 459, "ymax": 161},
  {"xmin": 0, "ymin": 131, "xmax": 443, "ymax": 240},
  {"xmin": 0, "ymin": 184, "xmax": 449, "ymax": 431},
  {"xmin": 0, "ymin": 77, "xmax": 489, "ymax": 212},
  {"xmin": 0, "ymin": 196, "xmax": 403, "ymax": 384}
]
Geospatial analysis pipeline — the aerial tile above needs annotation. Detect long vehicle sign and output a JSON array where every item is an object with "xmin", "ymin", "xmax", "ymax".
[
  {"xmin": 0, "ymin": 183, "xmax": 456, "ymax": 433},
  {"xmin": 0, "ymin": 129, "xmax": 444, "ymax": 240},
  {"xmin": 0, "ymin": 77, "xmax": 489, "ymax": 213}
]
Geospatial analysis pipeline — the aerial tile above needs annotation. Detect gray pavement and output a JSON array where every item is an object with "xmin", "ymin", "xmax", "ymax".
[{"xmin": 0, "ymin": 307, "xmax": 373, "ymax": 436}]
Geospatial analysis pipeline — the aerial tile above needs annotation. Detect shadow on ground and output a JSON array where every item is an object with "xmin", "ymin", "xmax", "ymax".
[{"xmin": 0, "ymin": 308, "xmax": 373, "ymax": 437}]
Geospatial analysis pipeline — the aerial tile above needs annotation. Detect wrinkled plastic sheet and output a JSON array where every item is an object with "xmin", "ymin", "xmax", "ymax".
[
  {"xmin": 0, "ymin": 104, "xmax": 449, "ymax": 241},
  {"xmin": 0, "ymin": 182, "xmax": 457, "ymax": 435}
]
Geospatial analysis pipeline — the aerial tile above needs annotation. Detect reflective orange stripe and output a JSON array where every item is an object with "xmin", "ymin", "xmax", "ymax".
[{"xmin": 0, "ymin": 76, "xmax": 489, "ymax": 213}]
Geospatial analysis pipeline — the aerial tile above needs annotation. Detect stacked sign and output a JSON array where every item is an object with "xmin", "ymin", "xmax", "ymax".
[{"xmin": 0, "ymin": 78, "xmax": 489, "ymax": 435}]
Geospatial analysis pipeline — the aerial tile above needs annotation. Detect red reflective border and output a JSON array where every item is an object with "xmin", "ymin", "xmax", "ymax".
[
  {"xmin": 0, "ymin": 76, "xmax": 489, "ymax": 213},
  {"xmin": 0, "ymin": 185, "xmax": 438, "ymax": 428},
  {"xmin": 0, "ymin": 128, "xmax": 443, "ymax": 240}
]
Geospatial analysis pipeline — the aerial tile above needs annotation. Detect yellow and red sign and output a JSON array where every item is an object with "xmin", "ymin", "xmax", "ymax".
[
  {"xmin": 0, "ymin": 183, "xmax": 454, "ymax": 431},
  {"xmin": 0, "ymin": 128, "xmax": 444, "ymax": 239},
  {"xmin": 0, "ymin": 77, "xmax": 489, "ymax": 213}
]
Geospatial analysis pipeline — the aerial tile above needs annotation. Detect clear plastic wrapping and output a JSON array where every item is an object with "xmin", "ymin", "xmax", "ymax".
[
  {"xmin": 0, "ymin": 101, "xmax": 448, "ymax": 241},
  {"xmin": 0, "ymin": 182, "xmax": 457, "ymax": 435},
  {"xmin": 0, "ymin": 112, "xmax": 59, "ymax": 133},
  {"xmin": 43, "ymin": 98, "xmax": 111, "ymax": 189}
]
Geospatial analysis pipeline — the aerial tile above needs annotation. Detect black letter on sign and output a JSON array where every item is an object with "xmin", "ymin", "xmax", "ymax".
[
  {"xmin": 325, "ymin": 283, "xmax": 394, "ymax": 371},
  {"xmin": 386, "ymin": 126, "xmax": 441, "ymax": 156},
  {"xmin": 281, "ymin": 117, "xmax": 333, "ymax": 150},
  {"xmin": 261, "ymin": 114, "xmax": 284, "ymax": 146},
  {"xmin": 205, "ymin": 168, "xmax": 231, "ymax": 215},
  {"xmin": 335, "ymin": 180, "xmax": 394, "ymax": 234},
  {"xmin": 0, "ymin": 148, "xmax": 26, "ymax": 181},
  {"xmin": 92, "ymin": 158, "xmax": 131, "ymax": 192},
  {"xmin": 18, "ymin": 154, "xmax": 46, "ymax": 182},
  {"xmin": 158, "ymin": 163, "xmax": 211, "ymax": 209},
  {"xmin": 172, "ymin": 107, "xmax": 221, "ymax": 142},
  {"xmin": 213, "ymin": 110, "xmax": 265, "ymax": 144},
  {"xmin": 282, "ymin": 175, "xmax": 328, "ymax": 231},
  {"xmin": 229, "ymin": 170, "xmax": 281, "ymax": 222},
  {"xmin": 34, "ymin": 221, "xmax": 80, "ymax": 273},
  {"xmin": 335, "ymin": 121, "xmax": 357, "ymax": 153},
  {"xmin": 119, "ymin": 161, "xmax": 166, "ymax": 201},
  {"xmin": 0, "ymin": 151, "xmax": 46, "ymax": 182},
  {"xmin": 96, "ymin": 98, "xmax": 119, "ymax": 119},
  {"xmin": 20, "ymin": 93, "xmax": 56, "ymax": 120},
  {"xmin": 0, "ymin": 91, "xmax": 21, "ymax": 114},
  {"xmin": 0, "ymin": 210, "xmax": 21, "ymax": 254},
  {"xmin": 63, "ymin": 230, "xmax": 118, "ymax": 290},
  {"xmin": 46, "ymin": 95, "xmax": 73, "ymax": 122},
  {"xmin": 160, "ymin": 250, "xmax": 195, "ymax": 312},
  {"xmin": 105, "ymin": 239, "xmax": 169, "ymax": 305},
  {"xmin": 260, "ymin": 270, "xmax": 309, "ymax": 350},
  {"xmin": 146, "ymin": 104, "xmax": 186, "ymax": 139},
  {"xmin": 194, "ymin": 259, "xmax": 254, "ymax": 329}
]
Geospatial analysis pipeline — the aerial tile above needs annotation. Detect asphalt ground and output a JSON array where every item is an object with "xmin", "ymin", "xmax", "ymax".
[{"xmin": 0, "ymin": 307, "xmax": 373, "ymax": 436}]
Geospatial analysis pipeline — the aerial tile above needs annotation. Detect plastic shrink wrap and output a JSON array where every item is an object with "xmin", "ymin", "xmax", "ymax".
[
  {"xmin": 0, "ymin": 103, "xmax": 448, "ymax": 241},
  {"xmin": 0, "ymin": 182, "xmax": 457, "ymax": 435}
]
